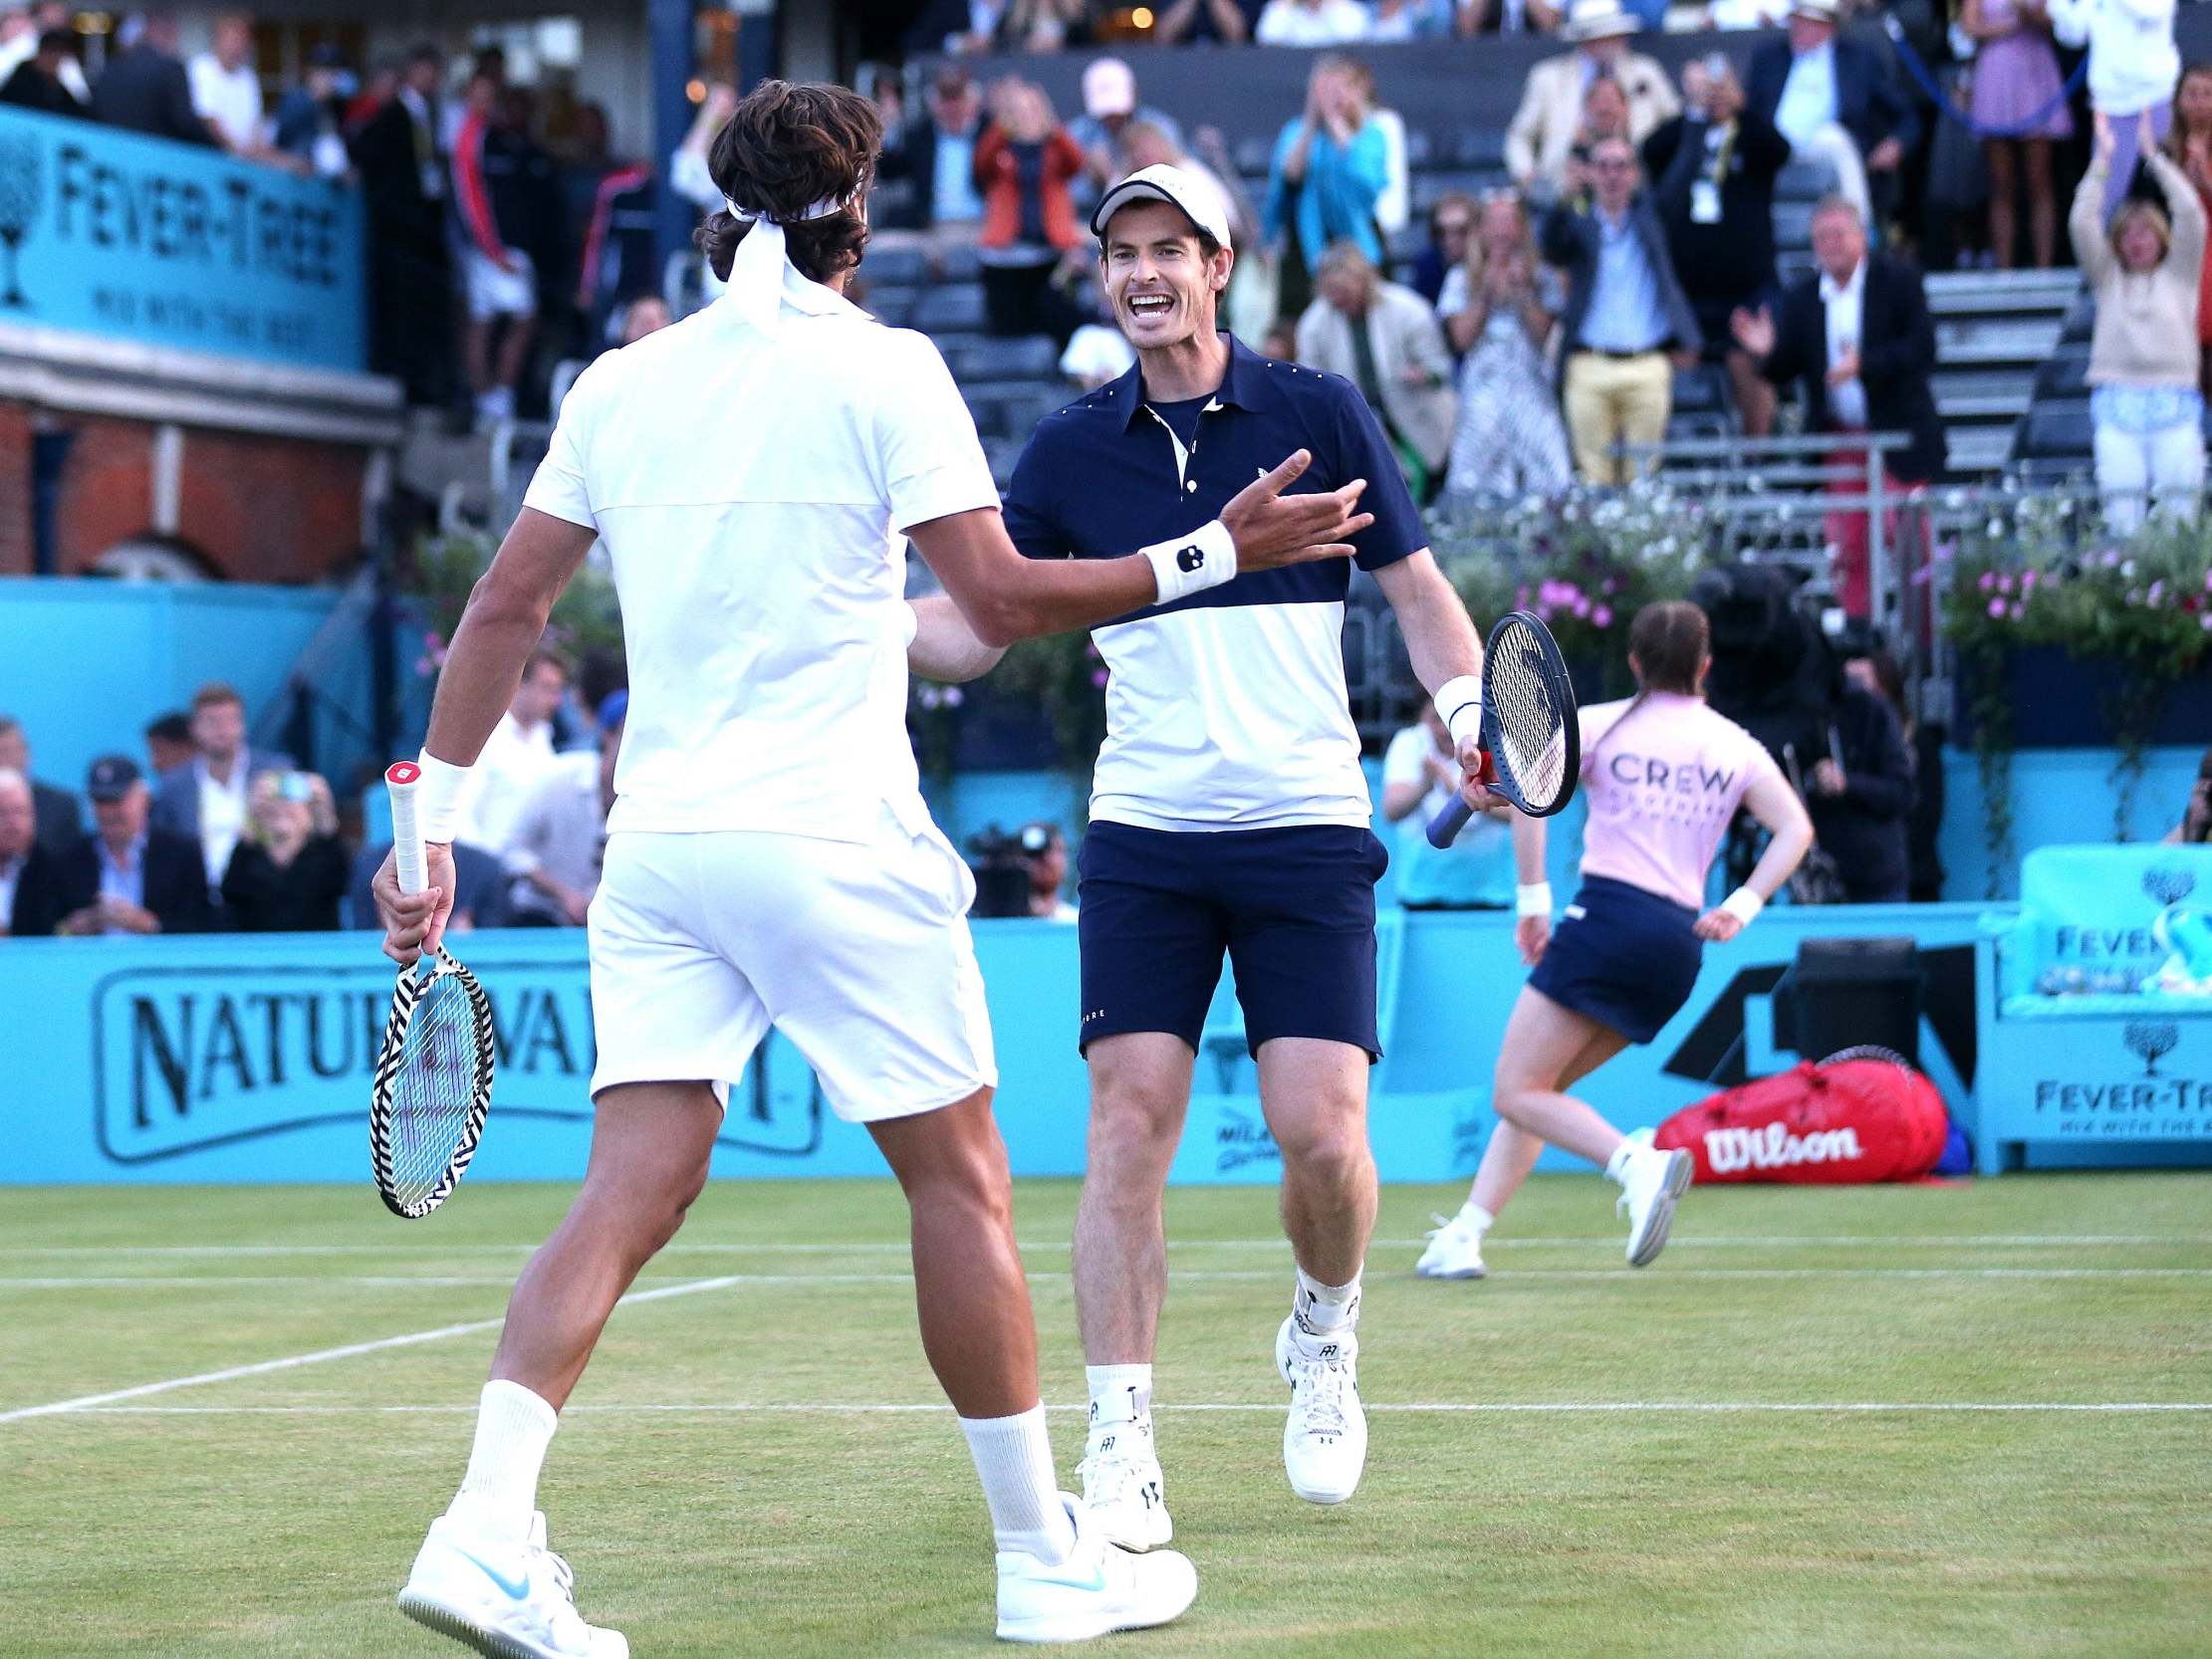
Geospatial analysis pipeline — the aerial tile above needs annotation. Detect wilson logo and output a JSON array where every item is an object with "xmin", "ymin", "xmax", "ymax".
[{"xmin": 1703, "ymin": 1123, "xmax": 1863, "ymax": 1174}]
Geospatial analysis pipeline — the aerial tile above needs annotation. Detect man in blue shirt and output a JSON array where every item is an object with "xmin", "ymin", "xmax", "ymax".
[{"xmin": 1003, "ymin": 163, "xmax": 1499, "ymax": 1545}]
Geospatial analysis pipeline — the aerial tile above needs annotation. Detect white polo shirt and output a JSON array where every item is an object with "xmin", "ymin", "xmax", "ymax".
[
  {"xmin": 523, "ymin": 266, "xmax": 999, "ymax": 843},
  {"xmin": 188, "ymin": 53, "xmax": 264, "ymax": 149}
]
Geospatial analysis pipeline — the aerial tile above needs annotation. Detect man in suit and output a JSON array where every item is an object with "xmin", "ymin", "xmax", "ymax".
[
  {"xmin": 1542, "ymin": 135, "xmax": 1702, "ymax": 484},
  {"xmin": 1296, "ymin": 241, "xmax": 1458, "ymax": 500},
  {"xmin": 0, "ymin": 714, "xmax": 83, "ymax": 858},
  {"xmin": 350, "ymin": 44, "xmax": 457, "ymax": 408},
  {"xmin": 1505, "ymin": 0, "xmax": 1678, "ymax": 195},
  {"xmin": 0, "ymin": 28, "xmax": 87, "ymax": 118},
  {"xmin": 1732, "ymin": 195, "xmax": 1943, "ymax": 615},
  {"xmin": 149, "ymin": 682, "xmax": 293, "ymax": 897},
  {"xmin": 90, "ymin": 10, "xmax": 215, "ymax": 146},
  {"xmin": 0, "ymin": 767, "xmax": 69, "ymax": 937},
  {"xmin": 1745, "ymin": 0, "xmax": 1915, "ymax": 227},
  {"xmin": 54, "ymin": 756, "xmax": 215, "ymax": 936}
]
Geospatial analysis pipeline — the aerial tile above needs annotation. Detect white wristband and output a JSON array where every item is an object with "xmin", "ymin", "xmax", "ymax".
[
  {"xmin": 1516, "ymin": 881, "xmax": 1553, "ymax": 919},
  {"xmin": 1140, "ymin": 519, "xmax": 1236, "ymax": 605},
  {"xmin": 413, "ymin": 751, "xmax": 472, "ymax": 845},
  {"xmin": 1433, "ymin": 675, "xmax": 1484, "ymax": 748},
  {"xmin": 1720, "ymin": 886, "xmax": 1765, "ymax": 927}
]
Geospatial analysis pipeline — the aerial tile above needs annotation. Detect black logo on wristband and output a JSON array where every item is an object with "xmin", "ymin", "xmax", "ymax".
[{"xmin": 1176, "ymin": 545, "xmax": 1204, "ymax": 573}]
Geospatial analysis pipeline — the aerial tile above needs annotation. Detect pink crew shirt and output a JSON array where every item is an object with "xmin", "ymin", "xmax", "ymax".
[{"xmin": 1575, "ymin": 692, "xmax": 1783, "ymax": 912}]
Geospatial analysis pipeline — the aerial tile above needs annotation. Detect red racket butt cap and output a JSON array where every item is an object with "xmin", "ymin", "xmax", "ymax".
[{"xmin": 385, "ymin": 760, "xmax": 421, "ymax": 786}]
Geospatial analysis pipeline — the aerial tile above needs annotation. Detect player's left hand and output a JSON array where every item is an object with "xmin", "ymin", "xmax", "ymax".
[
  {"xmin": 374, "ymin": 841, "xmax": 457, "ymax": 966},
  {"xmin": 1456, "ymin": 735, "xmax": 1503, "ymax": 813},
  {"xmin": 1515, "ymin": 913, "xmax": 1551, "ymax": 964},
  {"xmin": 1693, "ymin": 906, "xmax": 1744, "ymax": 942}
]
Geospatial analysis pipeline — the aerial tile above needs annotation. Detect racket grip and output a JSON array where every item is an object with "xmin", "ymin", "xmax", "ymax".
[
  {"xmin": 1426, "ymin": 794, "xmax": 1476, "ymax": 849},
  {"xmin": 385, "ymin": 761, "xmax": 426, "ymax": 897}
]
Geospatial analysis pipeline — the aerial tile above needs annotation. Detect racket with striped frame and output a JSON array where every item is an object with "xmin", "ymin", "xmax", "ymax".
[
  {"xmin": 1426, "ymin": 609, "xmax": 1581, "ymax": 846},
  {"xmin": 369, "ymin": 760, "xmax": 496, "ymax": 1219}
]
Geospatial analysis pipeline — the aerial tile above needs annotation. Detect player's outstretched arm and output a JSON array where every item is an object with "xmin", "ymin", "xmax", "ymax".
[
  {"xmin": 1374, "ymin": 550, "xmax": 1502, "ymax": 812},
  {"xmin": 908, "ymin": 449, "xmax": 1371, "ymax": 648},
  {"xmin": 907, "ymin": 594, "xmax": 1008, "ymax": 684}
]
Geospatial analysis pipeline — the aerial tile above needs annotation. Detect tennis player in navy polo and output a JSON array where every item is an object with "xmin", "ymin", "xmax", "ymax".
[{"xmin": 1003, "ymin": 164, "xmax": 1501, "ymax": 1540}]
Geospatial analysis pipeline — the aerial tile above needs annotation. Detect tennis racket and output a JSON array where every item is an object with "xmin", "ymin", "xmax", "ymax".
[
  {"xmin": 369, "ymin": 760, "xmax": 496, "ymax": 1219},
  {"xmin": 1426, "ymin": 609, "xmax": 1581, "ymax": 847}
]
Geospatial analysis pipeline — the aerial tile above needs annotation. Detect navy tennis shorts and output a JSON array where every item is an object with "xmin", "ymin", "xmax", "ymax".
[
  {"xmin": 1528, "ymin": 875, "xmax": 1704, "ymax": 1045},
  {"xmin": 1076, "ymin": 822, "xmax": 1388, "ymax": 1061}
]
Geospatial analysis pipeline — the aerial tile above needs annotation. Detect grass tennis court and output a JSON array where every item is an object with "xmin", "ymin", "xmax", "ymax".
[{"xmin": 3, "ymin": 1173, "xmax": 2208, "ymax": 1658}]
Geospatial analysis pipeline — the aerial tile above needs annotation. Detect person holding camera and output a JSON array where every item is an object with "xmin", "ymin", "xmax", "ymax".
[
  {"xmin": 1645, "ymin": 55, "xmax": 1791, "ymax": 438},
  {"xmin": 221, "ymin": 770, "xmax": 351, "ymax": 932},
  {"xmin": 1020, "ymin": 823, "xmax": 1077, "ymax": 921}
]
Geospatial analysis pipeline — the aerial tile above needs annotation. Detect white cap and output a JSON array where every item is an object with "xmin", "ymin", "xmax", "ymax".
[
  {"xmin": 1082, "ymin": 57, "xmax": 1136, "ymax": 119},
  {"xmin": 1563, "ymin": 0, "xmax": 1640, "ymax": 39},
  {"xmin": 1091, "ymin": 162, "xmax": 1234, "ymax": 249},
  {"xmin": 1786, "ymin": 0, "xmax": 1840, "ymax": 19}
]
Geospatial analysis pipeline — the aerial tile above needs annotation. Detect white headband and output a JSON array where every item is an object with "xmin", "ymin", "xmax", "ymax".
[{"xmin": 722, "ymin": 183, "xmax": 863, "ymax": 336}]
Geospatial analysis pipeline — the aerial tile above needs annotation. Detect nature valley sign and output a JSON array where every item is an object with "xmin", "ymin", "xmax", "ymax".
[
  {"xmin": 93, "ymin": 962, "xmax": 596, "ymax": 1162},
  {"xmin": 0, "ymin": 104, "xmax": 364, "ymax": 370}
]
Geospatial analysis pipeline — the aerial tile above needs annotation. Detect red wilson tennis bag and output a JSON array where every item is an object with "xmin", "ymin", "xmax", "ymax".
[{"xmin": 1654, "ymin": 1052, "xmax": 1949, "ymax": 1184}]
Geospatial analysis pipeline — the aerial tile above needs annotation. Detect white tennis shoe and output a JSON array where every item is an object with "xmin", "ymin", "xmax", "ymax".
[
  {"xmin": 1414, "ymin": 1209, "xmax": 1488, "ymax": 1280},
  {"xmin": 1275, "ymin": 1315, "xmax": 1367, "ymax": 1505},
  {"xmin": 995, "ymin": 1493, "xmax": 1198, "ymax": 1643},
  {"xmin": 1078, "ymin": 1418, "xmax": 1172, "ymax": 1550},
  {"xmin": 1615, "ymin": 1128, "xmax": 1695, "ymax": 1268},
  {"xmin": 398, "ymin": 1508, "xmax": 628, "ymax": 1659}
]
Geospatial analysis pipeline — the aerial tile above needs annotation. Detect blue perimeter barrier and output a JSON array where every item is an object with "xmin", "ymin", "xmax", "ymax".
[{"xmin": 9, "ymin": 901, "xmax": 2136, "ymax": 1188}]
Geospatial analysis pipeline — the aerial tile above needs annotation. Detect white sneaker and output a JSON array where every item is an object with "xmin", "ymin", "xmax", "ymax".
[
  {"xmin": 1078, "ymin": 1419, "xmax": 1172, "ymax": 1550},
  {"xmin": 1615, "ymin": 1128, "xmax": 1694, "ymax": 1268},
  {"xmin": 995, "ymin": 1492, "xmax": 1198, "ymax": 1644},
  {"xmin": 1274, "ymin": 1315, "xmax": 1367, "ymax": 1506},
  {"xmin": 1414, "ymin": 1210, "xmax": 1488, "ymax": 1280},
  {"xmin": 398, "ymin": 1508, "xmax": 628, "ymax": 1659}
]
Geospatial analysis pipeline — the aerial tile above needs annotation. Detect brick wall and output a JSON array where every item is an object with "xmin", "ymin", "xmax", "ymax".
[{"xmin": 0, "ymin": 401, "xmax": 369, "ymax": 583}]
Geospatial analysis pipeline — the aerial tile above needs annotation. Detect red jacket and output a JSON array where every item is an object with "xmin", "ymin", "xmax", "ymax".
[{"xmin": 973, "ymin": 123, "xmax": 1086, "ymax": 253}]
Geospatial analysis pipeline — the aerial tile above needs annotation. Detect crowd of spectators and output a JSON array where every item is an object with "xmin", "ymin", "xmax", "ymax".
[
  {"xmin": 0, "ymin": 11, "xmax": 666, "ymax": 425},
  {"xmin": 0, "ymin": 668, "xmax": 625, "ymax": 940}
]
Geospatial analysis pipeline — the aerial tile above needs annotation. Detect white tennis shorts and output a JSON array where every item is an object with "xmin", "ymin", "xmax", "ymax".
[
  {"xmin": 463, "ymin": 244, "xmax": 536, "ymax": 321},
  {"xmin": 587, "ymin": 815, "xmax": 997, "ymax": 1123}
]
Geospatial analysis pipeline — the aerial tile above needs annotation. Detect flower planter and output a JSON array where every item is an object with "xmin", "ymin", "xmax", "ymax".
[{"xmin": 1953, "ymin": 645, "xmax": 2212, "ymax": 749}]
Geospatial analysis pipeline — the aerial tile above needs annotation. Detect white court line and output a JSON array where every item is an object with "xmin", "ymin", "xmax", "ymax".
[
  {"xmin": 4, "ymin": 1234, "xmax": 2208, "ymax": 1258},
  {"xmin": 0, "ymin": 1274, "xmax": 742, "ymax": 1426},
  {"xmin": 40, "ymin": 1400, "xmax": 2212, "ymax": 1418},
  {"xmin": 5, "ymin": 1267, "xmax": 2210, "ymax": 1292}
]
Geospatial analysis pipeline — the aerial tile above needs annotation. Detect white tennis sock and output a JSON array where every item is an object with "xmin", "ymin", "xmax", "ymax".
[
  {"xmin": 960, "ymin": 1405, "xmax": 1076, "ymax": 1565},
  {"xmin": 1604, "ymin": 1138, "xmax": 1640, "ymax": 1184},
  {"xmin": 1085, "ymin": 1363, "xmax": 1154, "ymax": 1442},
  {"xmin": 1294, "ymin": 1266, "xmax": 1362, "ymax": 1335},
  {"xmin": 1460, "ymin": 1201, "xmax": 1496, "ymax": 1233},
  {"xmin": 451, "ymin": 1379, "xmax": 558, "ymax": 1542}
]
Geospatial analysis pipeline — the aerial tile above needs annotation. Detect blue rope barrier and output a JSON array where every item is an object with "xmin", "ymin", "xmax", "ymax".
[{"xmin": 1887, "ymin": 25, "xmax": 2089, "ymax": 140}]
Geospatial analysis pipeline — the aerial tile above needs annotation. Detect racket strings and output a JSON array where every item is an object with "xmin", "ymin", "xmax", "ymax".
[
  {"xmin": 1488, "ymin": 624, "xmax": 1571, "ymax": 810},
  {"xmin": 381, "ymin": 968, "xmax": 491, "ymax": 1212}
]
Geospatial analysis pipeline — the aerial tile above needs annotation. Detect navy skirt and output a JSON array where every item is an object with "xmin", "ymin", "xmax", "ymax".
[{"xmin": 1527, "ymin": 876, "xmax": 1703, "ymax": 1045}]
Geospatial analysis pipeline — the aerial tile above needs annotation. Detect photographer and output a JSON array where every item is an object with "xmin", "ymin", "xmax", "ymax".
[
  {"xmin": 221, "ymin": 771, "xmax": 351, "ymax": 932},
  {"xmin": 1020, "ymin": 822, "xmax": 1077, "ymax": 921},
  {"xmin": 967, "ymin": 822, "xmax": 1077, "ymax": 920},
  {"xmin": 1644, "ymin": 55, "xmax": 1790, "ymax": 438},
  {"xmin": 2165, "ymin": 748, "xmax": 2212, "ymax": 842}
]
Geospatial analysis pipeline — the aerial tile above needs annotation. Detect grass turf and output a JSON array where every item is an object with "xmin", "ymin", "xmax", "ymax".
[{"xmin": 1, "ymin": 1174, "xmax": 2207, "ymax": 1658}]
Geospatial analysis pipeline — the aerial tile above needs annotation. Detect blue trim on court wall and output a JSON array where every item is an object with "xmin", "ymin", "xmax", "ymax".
[{"xmin": 5, "ymin": 907, "xmax": 2203, "ymax": 1187}]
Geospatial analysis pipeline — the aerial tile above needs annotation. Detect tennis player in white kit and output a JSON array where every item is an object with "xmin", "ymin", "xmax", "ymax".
[{"xmin": 371, "ymin": 82, "xmax": 1374, "ymax": 1656}]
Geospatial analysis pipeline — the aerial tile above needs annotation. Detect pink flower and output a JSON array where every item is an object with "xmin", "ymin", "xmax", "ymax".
[
  {"xmin": 1977, "ymin": 571, "xmax": 1997, "ymax": 592},
  {"xmin": 1091, "ymin": 669, "xmax": 1108, "ymax": 688},
  {"xmin": 1995, "ymin": 573, "xmax": 2014, "ymax": 594},
  {"xmin": 1592, "ymin": 604, "xmax": 1613, "ymax": 627},
  {"xmin": 2149, "ymin": 580, "xmax": 2167, "ymax": 604},
  {"xmin": 1571, "ymin": 593, "xmax": 1591, "ymax": 618},
  {"xmin": 2201, "ymin": 613, "xmax": 2212, "ymax": 630},
  {"xmin": 942, "ymin": 686, "xmax": 964, "ymax": 708},
  {"xmin": 2009, "ymin": 601, "xmax": 2026, "ymax": 620},
  {"xmin": 2021, "ymin": 570, "xmax": 2039, "ymax": 592},
  {"xmin": 1987, "ymin": 597, "xmax": 2007, "ymax": 618}
]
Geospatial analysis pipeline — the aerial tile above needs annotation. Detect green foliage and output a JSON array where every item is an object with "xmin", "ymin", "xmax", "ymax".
[
  {"xmin": 1431, "ymin": 485, "xmax": 1712, "ymax": 698},
  {"xmin": 408, "ymin": 528, "xmax": 625, "ymax": 671},
  {"xmin": 1940, "ymin": 508, "xmax": 2212, "ymax": 858}
]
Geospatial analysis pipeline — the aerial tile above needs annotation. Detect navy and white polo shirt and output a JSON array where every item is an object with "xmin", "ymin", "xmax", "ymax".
[{"xmin": 1003, "ymin": 335, "xmax": 1426, "ymax": 832}]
